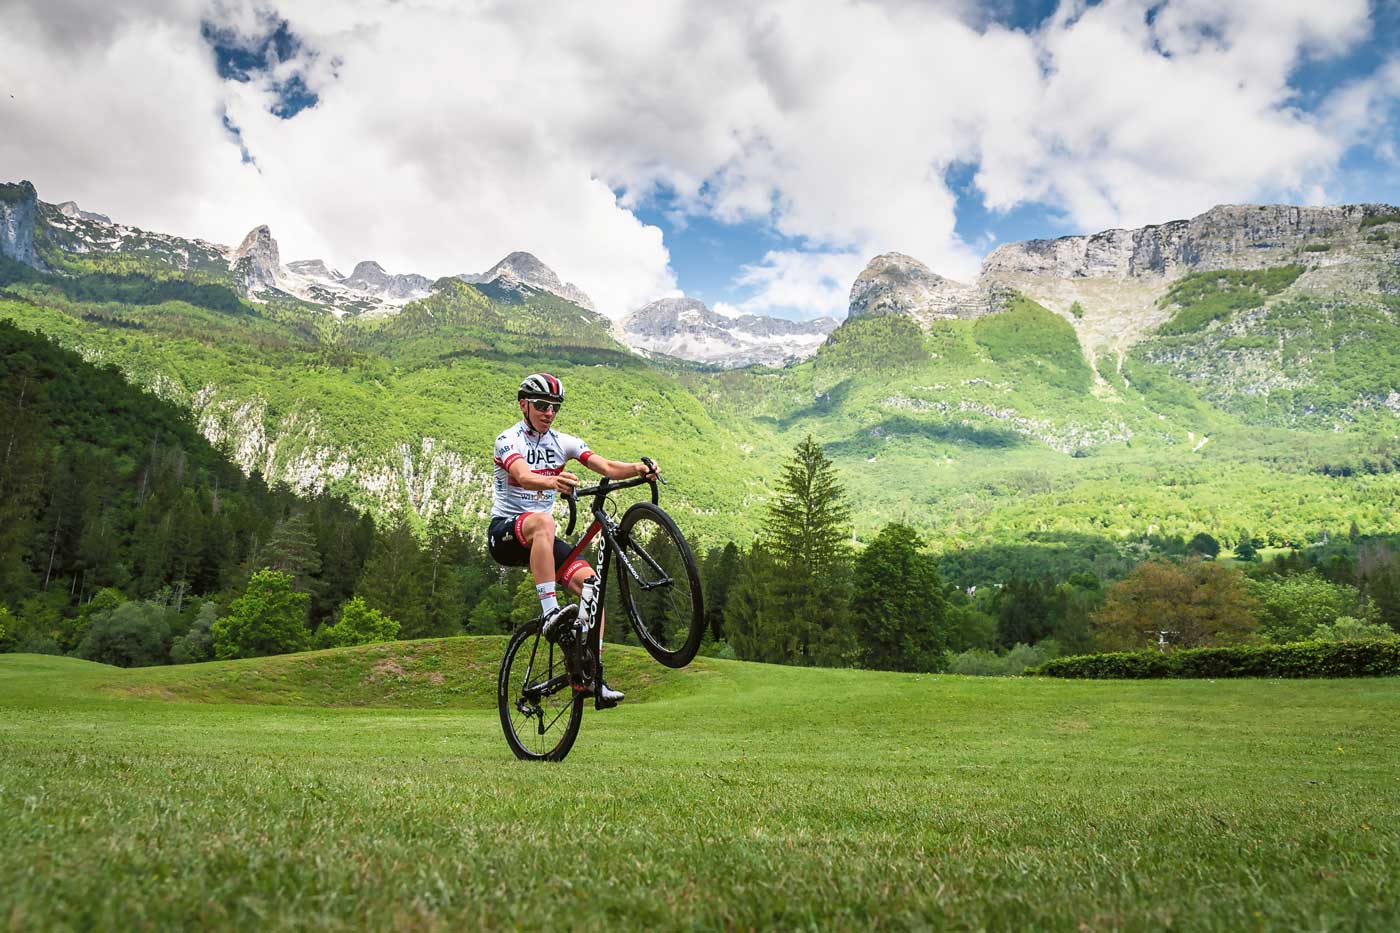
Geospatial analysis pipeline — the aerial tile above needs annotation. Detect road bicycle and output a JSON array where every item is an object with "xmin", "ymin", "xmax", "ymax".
[{"xmin": 497, "ymin": 460, "xmax": 704, "ymax": 761}]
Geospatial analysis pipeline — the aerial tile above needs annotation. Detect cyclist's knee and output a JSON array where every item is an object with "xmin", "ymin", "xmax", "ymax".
[{"xmin": 523, "ymin": 511, "xmax": 556, "ymax": 542}]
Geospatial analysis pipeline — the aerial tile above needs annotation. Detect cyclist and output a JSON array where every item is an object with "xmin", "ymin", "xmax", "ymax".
[{"xmin": 487, "ymin": 372, "xmax": 660, "ymax": 708}]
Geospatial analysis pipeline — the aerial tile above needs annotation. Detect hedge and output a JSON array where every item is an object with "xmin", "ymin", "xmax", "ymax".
[{"xmin": 1032, "ymin": 640, "xmax": 1400, "ymax": 679}]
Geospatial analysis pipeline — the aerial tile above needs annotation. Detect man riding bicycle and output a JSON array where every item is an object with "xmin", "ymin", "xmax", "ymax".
[{"xmin": 487, "ymin": 372, "xmax": 660, "ymax": 708}]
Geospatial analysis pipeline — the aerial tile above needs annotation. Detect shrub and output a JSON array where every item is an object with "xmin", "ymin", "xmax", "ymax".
[
  {"xmin": 1034, "ymin": 640, "xmax": 1400, "ymax": 679},
  {"xmin": 1302, "ymin": 244, "xmax": 1331, "ymax": 253},
  {"xmin": 1249, "ymin": 573, "xmax": 1363, "ymax": 643},
  {"xmin": 211, "ymin": 569, "xmax": 310, "ymax": 660},
  {"xmin": 76, "ymin": 600, "xmax": 173, "ymax": 667},
  {"xmin": 170, "ymin": 602, "xmax": 218, "ymax": 664},
  {"xmin": 316, "ymin": 597, "xmax": 400, "ymax": 649},
  {"xmin": 948, "ymin": 641, "xmax": 1059, "ymax": 676},
  {"xmin": 1311, "ymin": 617, "xmax": 1398, "ymax": 643},
  {"xmin": 1156, "ymin": 266, "xmax": 1303, "ymax": 335},
  {"xmin": 1359, "ymin": 213, "xmax": 1400, "ymax": 229}
]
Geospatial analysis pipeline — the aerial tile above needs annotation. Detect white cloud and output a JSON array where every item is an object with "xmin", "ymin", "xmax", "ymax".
[
  {"xmin": 734, "ymin": 249, "xmax": 868, "ymax": 319},
  {"xmin": 0, "ymin": 0, "xmax": 1390, "ymax": 321}
]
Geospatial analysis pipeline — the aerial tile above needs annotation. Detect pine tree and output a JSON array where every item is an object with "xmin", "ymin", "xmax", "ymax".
[
  {"xmin": 724, "ymin": 544, "xmax": 790, "ymax": 662},
  {"xmin": 760, "ymin": 436, "xmax": 854, "ymax": 665},
  {"xmin": 258, "ymin": 512, "xmax": 323, "ymax": 595},
  {"xmin": 700, "ymin": 542, "xmax": 740, "ymax": 641},
  {"xmin": 355, "ymin": 511, "xmax": 433, "ymax": 638}
]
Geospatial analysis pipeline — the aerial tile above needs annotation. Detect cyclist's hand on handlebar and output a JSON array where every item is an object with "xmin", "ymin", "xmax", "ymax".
[
  {"xmin": 636, "ymin": 458, "xmax": 660, "ymax": 481},
  {"xmin": 551, "ymin": 471, "xmax": 581, "ymax": 494}
]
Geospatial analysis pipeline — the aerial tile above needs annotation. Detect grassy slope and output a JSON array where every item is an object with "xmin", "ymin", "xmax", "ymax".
[
  {"xmin": 0, "ymin": 293, "xmax": 767, "ymax": 542},
  {"xmin": 3, "ymin": 649, "xmax": 1399, "ymax": 929},
  {"xmin": 687, "ymin": 304, "xmax": 1400, "ymax": 547},
  {"xmin": 5, "ymin": 256, "xmax": 1399, "ymax": 549}
]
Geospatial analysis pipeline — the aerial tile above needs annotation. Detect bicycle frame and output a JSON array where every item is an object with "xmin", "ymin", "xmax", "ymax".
[{"xmin": 550, "ymin": 472, "xmax": 669, "ymax": 686}]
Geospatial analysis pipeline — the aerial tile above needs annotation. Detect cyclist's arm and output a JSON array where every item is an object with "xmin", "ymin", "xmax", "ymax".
[
  {"xmin": 578, "ymin": 453, "xmax": 658, "ymax": 481},
  {"xmin": 506, "ymin": 457, "xmax": 578, "ymax": 492}
]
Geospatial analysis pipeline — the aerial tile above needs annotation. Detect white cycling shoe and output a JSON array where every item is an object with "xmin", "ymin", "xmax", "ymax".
[{"xmin": 594, "ymin": 681, "xmax": 625, "ymax": 710}]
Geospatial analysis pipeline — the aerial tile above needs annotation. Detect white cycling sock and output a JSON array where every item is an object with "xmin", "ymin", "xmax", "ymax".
[{"xmin": 537, "ymin": 582, "xmax": 559, "ymax": 615}]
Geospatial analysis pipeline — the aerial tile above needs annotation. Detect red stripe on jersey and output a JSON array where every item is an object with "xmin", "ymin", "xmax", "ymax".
[
  {"xmin": 578, "ymin": 450, "xmax": 593, "ymax": 466},
  {"xmin": 501, "ymin": 452, "xmax": 523, "ymax": 470}
]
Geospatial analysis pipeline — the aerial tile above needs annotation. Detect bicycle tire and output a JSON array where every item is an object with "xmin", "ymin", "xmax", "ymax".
[
  {"xmin": 615, "ymin": 501, "xmax": 704, "ymax": 668},
  {"xmin": 498, "ymin": 617, "xmax": 584, "ymax": 761}
]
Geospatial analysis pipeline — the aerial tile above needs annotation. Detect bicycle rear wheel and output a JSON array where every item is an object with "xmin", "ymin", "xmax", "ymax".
[
  {"xmin": 498, "ymin": 615, "xmax": 584, "ymax": 761},
  {"xmin": 615, "ymin": 502, "xmax": 704, "ymax": 668}
]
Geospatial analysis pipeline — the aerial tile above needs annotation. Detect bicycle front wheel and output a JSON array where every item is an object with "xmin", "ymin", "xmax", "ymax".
[
  {"xmin": 498, "ymin": 617, "xmax": 584, "ymax": 761},
  {"xmin": 615, "ymin": 502, "xmax": 704, "ymax": 668}
]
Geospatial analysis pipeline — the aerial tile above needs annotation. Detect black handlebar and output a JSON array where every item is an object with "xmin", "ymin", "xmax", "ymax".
[{"xmin": 563, "ymin": 460, "xmax": 661, "ymax": 536}]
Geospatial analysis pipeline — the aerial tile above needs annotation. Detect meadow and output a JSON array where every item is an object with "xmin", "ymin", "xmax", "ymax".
[{"xmin": 3, "ymin": 642, "xmax": 1398, "ymax": 930}]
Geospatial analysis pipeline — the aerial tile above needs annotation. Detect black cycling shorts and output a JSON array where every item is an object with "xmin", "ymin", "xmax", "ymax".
[{"xmin": 487, "ymin": 513, "xmax": 591, "ymax": 585}]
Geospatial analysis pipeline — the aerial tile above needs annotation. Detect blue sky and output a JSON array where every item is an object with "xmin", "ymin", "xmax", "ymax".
[
  {"xmin": 6, "ymin": 0, "xmax": 1399, "ymax": 320},
  {"xmin": 631, "ymin": 1, "xmax": 1400, "ymax": 313}
]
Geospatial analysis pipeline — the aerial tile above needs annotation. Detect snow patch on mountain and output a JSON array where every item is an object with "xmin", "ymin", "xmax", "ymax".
[{"xmin": 622, "ymin": 297, "xmax": 838, "ymax": 368}]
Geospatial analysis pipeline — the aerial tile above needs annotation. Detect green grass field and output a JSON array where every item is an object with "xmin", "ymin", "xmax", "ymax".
[{"xmin": 3, "ymin": 642, "xmax": 1399, "ymax": 930}]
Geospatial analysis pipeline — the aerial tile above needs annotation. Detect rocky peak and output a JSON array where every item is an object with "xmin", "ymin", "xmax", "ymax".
[
  {"xmin": 55, "ymin": 200, "xmax": 112, "ymax": 224},
  {"xmin": 461, "ymin": 251, "xmax": 597, "ymax": 312},
  {"xmin": 343, "ymin": 260, "xmax": 433, "ymax": 301},
  {"xmin": 622, "ymin": 296, "xmax": 837, "ymax": 368},
  {"xmin": 287, "ymin": 259, "xmax": 342, "ymax": 281},
  {"xmin": 0, "ymin": 180, "xmax": 44, "ymax": 270},
  {"xmin": 625, "ymin": 297, "xmax": 726, "ymax": 332},
  {"xmin": 229, "ymin": 225, "xmax": 282, "ymax": 293},
  {"xmin": 848, "ymin": 252, "xmax": 994, "ymax": 323},
  {"xmin": 733, "ymin": 314, "xmax": 840, "ymax": 338}
]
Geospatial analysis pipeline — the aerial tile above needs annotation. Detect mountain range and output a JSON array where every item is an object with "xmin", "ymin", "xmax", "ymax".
[{"xmin": 2, "ymin": 177, "xmax": 1398, "ymax": 556}]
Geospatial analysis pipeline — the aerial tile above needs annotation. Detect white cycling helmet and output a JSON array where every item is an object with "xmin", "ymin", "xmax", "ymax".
[{"xmin": 518, "ymin": 372, "xmax": 564, "ymax": 404}]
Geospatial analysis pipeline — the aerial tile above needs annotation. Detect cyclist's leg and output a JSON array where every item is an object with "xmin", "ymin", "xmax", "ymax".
[{"xmin": 517, "ymin": 511, "xmax": 560, "ymax": 589}]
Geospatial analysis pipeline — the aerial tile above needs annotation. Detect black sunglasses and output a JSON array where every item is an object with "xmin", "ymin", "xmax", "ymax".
[{"xmin": 528, "ymin": 399, "xmax": 561, "ymax": 413}]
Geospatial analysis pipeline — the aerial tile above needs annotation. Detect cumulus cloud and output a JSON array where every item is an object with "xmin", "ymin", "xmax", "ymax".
[{"xmin": 0, "ymin": 0, "xmax": 1392, "ymax": 319}]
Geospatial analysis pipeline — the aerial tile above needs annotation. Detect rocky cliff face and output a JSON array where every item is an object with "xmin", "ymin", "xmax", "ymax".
[
  {"xmin": 460, "ymin": 251, "xmax": 597, "ymax": 312},
  {"xmin": 0, "ymin": 181, "xmax": 44, "ymax": 269},
  {"xmin": 229, "ymin": 225, "xmax": 283, "ymax": 293},
  {"xmin": 286, "ymin": 259, "xmax": 342, "ymax": 280},
  {"xmin": 848, "ymin": 252, "xmax": 1002, "ymax": 324},
  {"xmin": 622, "ymin": 296, "xmax": 837, "ymax": 367},
  {"xmin": 981, "ymin": 204, "xmax": 1390, "ymax": 279},
  {"xmin": 850, "ymin": 203, "xmax": 1400, "ymax": 365},
  {"xmin": 191, "ymin": 387, "xmax": 489, "ymax": 523},
  {"xmin": 343, "ymin": 261, "xmax": 433, "ymax": 301},
  {"xmin": 55, "ymin": 200, "xmax": 112, "ymax": 224}
]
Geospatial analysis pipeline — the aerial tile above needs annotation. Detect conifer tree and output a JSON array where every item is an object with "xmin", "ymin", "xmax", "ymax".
[
  {"xmin": 355, "ymin": 510, "xmax": 433, "ymax": 638},
  {"xmin": 701, "ymin": 542, "xmax": 740, "ymax": 641},
  {"xmin": 756, "ymin": 435, "xmax": 855, "ymax": 666},
  {"xmin": 258, "ymin": 512, "xmax": 323, "ymax": 595},
  {"xmin": 724, "ymin": 544, "xmax": 789, "ymax": 662}
]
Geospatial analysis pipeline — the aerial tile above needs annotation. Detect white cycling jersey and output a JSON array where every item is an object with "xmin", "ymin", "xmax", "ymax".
[{"xmin": 490, "ymin": 421, "xmax": 592, "ymax": 520}]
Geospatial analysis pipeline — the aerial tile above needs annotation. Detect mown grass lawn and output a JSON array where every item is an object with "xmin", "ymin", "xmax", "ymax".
[{"xmin": 2, "ymin": 643, "xmax": 1398, "ymax": 930}]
